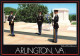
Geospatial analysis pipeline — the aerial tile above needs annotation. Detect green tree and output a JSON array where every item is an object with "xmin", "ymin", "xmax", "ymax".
[
  {"xmin": 50, "ymin": 10, "xmax": 53, "ymax": 17},
  {"xmin": 4, "ymin": 7, "xmax": 16, "ymax": 15},
  {"xmin": 16, "ymin": 3, "xmax": 48, "ymax": 22},
  {"xmin": 69, "ymin": 14, "xmax": 76, "ymax": 22},
  {"xmin": 72, "ymin": 15, "xmax": 76, "ymax": 21}
]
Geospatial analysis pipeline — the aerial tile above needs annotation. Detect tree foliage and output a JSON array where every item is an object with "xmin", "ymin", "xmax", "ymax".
[
  {"xmin": 69, "ymin": 14, "xmax": 76, "ymax": 22},
  {"xmin": 15, "ymin": 3, "xmax": 48, "ymax": 22},
  {"xmin": 50, "ymin": 10, "xmax": 53, "ymax": 18},
  {"xmin": 4, "ymin": 7, "xmax": 16, "ymax": 15}
]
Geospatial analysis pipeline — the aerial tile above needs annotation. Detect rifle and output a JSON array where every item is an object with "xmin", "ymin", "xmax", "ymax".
[{"xmin": 11, "ymin": 10, "xmax": 18, "ymax": 24}]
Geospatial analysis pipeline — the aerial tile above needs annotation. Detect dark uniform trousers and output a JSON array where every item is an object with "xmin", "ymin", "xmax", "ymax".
[
  {"xmin": 53, "ymin": 28, "xmax": 58, "ymax": 42},
  {"xmin": 10, "ymin": 24, "xmax": 14, "ymax": 35},
  {"xmin": 38, "ymin": 23, "xmax": 42, "ymax": 34}
]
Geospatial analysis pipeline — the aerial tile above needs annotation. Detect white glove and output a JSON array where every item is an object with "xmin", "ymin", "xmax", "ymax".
[
  {"xmin": 12, "ymin": 19, "xmax": 13, "ymax": 21},
  {"xmin": 13, "ymin": 16, "xmax": 15, "ymax": 18}
]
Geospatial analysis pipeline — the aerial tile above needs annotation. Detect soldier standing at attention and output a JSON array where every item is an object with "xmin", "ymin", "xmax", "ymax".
[
  {"xmin": 52, "ymin": 10, "xmax": 59, "ymax": 43},
  {"xmin": 37, "ymin": 11, "xmax": 44, "ymax": 35},
  {"xmin": 8, "ymin": 11, "xmax": 15, "ymax": 36}
]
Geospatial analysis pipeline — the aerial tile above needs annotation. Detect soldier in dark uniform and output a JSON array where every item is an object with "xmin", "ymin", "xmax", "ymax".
[
  {"xmin": 52, "ymin": 10, "xmax": 59, "ymax": 43},
  {"xmin": 8, "ymin": 11, "xmax": 15, "ymax": 36},
  {"xmin": 37, "ymin": 12, "xmax": 44, "ymax": 35}
]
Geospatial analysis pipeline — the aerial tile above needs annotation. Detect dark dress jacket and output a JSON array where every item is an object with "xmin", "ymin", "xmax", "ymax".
[
  {"xmin": 52, "ymin": 15, "xmax": 59, "ymax": 29},
  {"xmin": 8, "ymin": 15, "xmax": 14, "ymax": 25},
  {"xmin": 37, "ymin": 15, "xmax": 44, "ymax": 25}
]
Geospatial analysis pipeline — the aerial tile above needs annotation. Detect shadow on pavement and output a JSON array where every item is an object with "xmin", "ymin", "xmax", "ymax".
[
  {"xmin": 4, "ymin": 30, "xmax": 76, "ymax": 41},
  {"xmin": 48, "ymin": 39, "xmax": 54, "ymax": 43}
]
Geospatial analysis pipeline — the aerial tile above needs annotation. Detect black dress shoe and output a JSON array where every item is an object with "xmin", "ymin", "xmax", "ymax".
[
  {"xmin": 38, "ymin": 34, "xmax": 41, "ymax": 35},
  {"xmin": 12, "ymin": 35, "xmax": 15, "ymax": 36},
  {"xmin": 9, "ymin": 34, "xmax": 12, "ymax": 36},
  {"xmin": 52, "ymin": 40, "xmax": 57, "ymax": 43},
  {"xmin": 54, "ymin": 41, "xmax": 57, "ymax": 43},
  {"xmin": 52, "ymin": 40, "xmax": 54, "ymax": 42},
  {"xmin": 35, "ymin": 33, "xmax": 38, "ymax": 34}
]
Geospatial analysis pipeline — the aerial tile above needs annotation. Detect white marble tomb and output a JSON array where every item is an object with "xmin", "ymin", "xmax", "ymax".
[{"xmin": 52, "ymin": 8, "xmax": 71, "ymax": 26}]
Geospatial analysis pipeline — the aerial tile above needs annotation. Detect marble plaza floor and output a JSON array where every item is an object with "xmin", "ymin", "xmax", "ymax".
[{"xmin": 3, "ymin": 21, "xmax": 77, "ymax": 45}]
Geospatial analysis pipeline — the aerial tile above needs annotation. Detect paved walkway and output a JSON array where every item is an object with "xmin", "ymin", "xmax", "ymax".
[{"xmin": 4, "ymin": 22, "xmax": 77, "ymax": 45}]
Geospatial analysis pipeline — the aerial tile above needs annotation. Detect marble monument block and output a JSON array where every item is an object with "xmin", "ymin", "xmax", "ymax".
[{"xmin": 53, "ymin": 8, "xmax": 71, "ymax": 26}]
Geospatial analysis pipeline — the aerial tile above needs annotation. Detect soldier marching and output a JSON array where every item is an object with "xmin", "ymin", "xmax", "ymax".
[{"xmin": 37, "ymin": 11, "xmax": 44, "ymax": 35}]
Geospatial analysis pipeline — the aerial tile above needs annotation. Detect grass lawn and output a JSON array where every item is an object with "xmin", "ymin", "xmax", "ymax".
[{"xmin": 71, "ymin": 22, "xmax": 76, "ymax": 25}]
